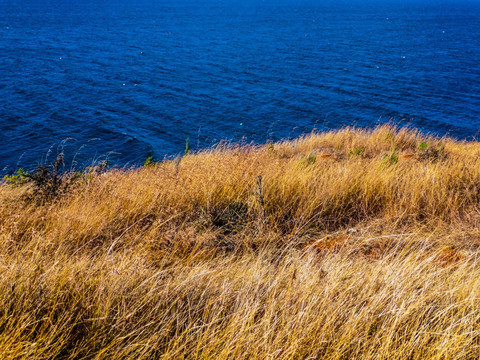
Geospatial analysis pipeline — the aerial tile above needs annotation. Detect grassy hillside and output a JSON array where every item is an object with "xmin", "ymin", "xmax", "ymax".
[{"xmin": 2, "ymin": 125, "xmax": 480, "ymax": 359}]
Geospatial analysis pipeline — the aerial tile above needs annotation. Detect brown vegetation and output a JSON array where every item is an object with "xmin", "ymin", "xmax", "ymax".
[{"xmin": 2, "ymin": 125, "xmax": 480, "ymax": 359}]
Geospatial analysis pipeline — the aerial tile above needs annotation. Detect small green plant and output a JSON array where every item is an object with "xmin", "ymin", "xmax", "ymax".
[
  {"xmin": 3, "ymin": 168, "xmax": 29, "ymax": 186},
  {"xmin": 381, "ymin": 147, "xmax": 398, "ymax": 165},
  {"xmin": 144, "ymin": 156, "xmax": 156, "ymax": 167},
  {"xmin": 418, "ymin": 144, "xmax": 446, "ymax": 162},
  {"xmin": 299, "ymin": 153, "xmax": 316, "ymax": 167},
  {"xmin": 184, "ymin": 137, "xmax": 191, "ymax": 156},
  {"xmin": 267, "ymin": 142, "xmax": 274, "ymax": 152},
  {"xmin": 418, "ymin": 142, "xmax": 429, "ymax": 151},
  {"xmin": 349, "ymin": 146, "xmax": 365, "ymax": 157}
]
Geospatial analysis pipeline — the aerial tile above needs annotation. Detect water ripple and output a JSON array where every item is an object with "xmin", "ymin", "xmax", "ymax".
[{"xmin": 1, "ymin": 0, "xmax": 480, "ymax": 172}]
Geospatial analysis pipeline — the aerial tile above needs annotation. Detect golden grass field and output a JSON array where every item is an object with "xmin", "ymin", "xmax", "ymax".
[{"xmin": 2, "ymin": 125, "xmax": 480, "ymax": 359}]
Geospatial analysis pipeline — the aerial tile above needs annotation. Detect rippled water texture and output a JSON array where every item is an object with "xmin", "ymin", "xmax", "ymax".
[{"xmin": 1, "ymin": 0, "xmax": 479, "ymax": 171}]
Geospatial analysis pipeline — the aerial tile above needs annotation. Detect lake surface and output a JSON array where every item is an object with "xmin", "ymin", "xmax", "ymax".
[{"xmin": 1, "ymin": 0, "xmax": 480, "ymax": 172}]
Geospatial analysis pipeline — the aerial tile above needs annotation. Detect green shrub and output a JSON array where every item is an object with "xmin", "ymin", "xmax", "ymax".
[
  {"xmin": 3, "ymin": 168, "xmax": 29, "ymax": 186},
  {"xmin": 349, "ymin": 146, "xmax": 365, "ymax": 157},
  {"xmin": 418, "ymin": 141, "xmax": 429, "ymax": 151}
]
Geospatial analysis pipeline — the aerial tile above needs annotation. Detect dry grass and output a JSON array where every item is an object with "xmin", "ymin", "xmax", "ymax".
[{"xmin": 2, "ymin": 125, "xmax": 480, "ymax": 359}]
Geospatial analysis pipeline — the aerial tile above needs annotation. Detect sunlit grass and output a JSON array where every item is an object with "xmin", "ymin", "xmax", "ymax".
[{"xmin": 2, "ymin": 125, "xmax": 480, "ymax": 359}]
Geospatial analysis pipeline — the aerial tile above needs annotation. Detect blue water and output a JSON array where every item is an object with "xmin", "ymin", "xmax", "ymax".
[{"xmin": 1, "ymin": 0, "xmax": 480, "ymax": 172}]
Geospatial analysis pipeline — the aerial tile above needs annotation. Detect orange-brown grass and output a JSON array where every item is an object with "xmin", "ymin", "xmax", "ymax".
[{"xmin": 2, "ymin": 125, "xmax": 480, "ymax": 359}]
